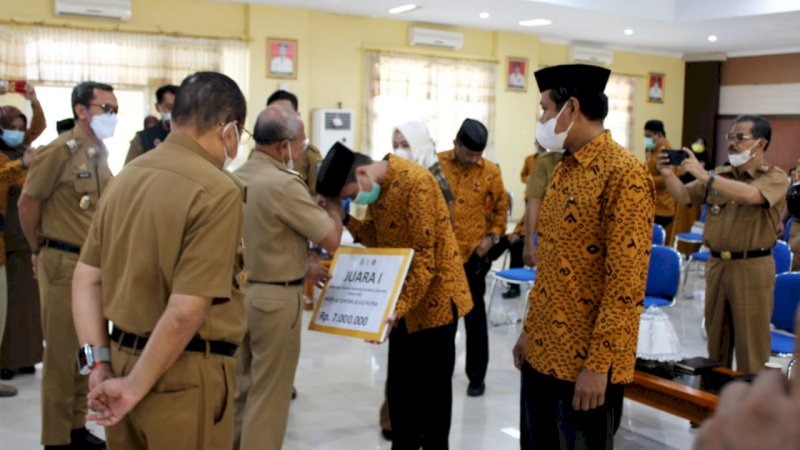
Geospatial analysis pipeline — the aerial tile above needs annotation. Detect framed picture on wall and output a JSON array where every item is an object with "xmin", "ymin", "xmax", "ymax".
[
  {"xmin": 506, "ymin": 57, "xmax": 528, "ymax": 92},
  {"xmin": 648, "ymin": 72, "xmax": 664, "ymax": 103},
  {"xmin": 267, "ymin": 38, "xmax": 297, "ymax": 79}
]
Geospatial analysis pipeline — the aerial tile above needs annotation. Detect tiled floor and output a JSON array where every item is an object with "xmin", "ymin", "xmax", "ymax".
[{"xmin": 0, "ymin": 261, "xmax": 791, "ymax": 449}]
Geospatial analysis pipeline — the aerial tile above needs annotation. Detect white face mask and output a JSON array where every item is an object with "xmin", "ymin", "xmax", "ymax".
[
  {"xmin": 394, "ymin": 149, "xmax": 412, "ymax": 160},
  {"xmin": 221, "ymin": 122, "xmax": 238, "ymax": 169},
  {"xmin": 536, "ymin": 103, "xmax": 574, "ymax": 152},
  {"xmin": 162, "ymin": 111, "xmax": 171, "ymax": 125},
  {"xmin": 728, "ymin": 140, "xmax": 759, "ymax": 168},
  {"xmin": 90, "ymin": 113, "xmax": 117, "ymax": 140}
]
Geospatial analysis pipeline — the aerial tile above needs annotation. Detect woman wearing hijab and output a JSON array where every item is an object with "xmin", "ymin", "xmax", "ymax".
[
  {"xmin": 0, "ymin": 93, "xmax": 43, "ymax": 384},
  {"xmin": 379, "ymin": 120, "xmax": 441, "ymax": 440}
]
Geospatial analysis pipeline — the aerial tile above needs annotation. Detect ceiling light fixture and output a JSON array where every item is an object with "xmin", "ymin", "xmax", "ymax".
[
  {"xmin": 519, "ymin": 18, "xmax": 552, "ymax": 27},
  {"xmin": 389, "ymin": 4, "xmax": 420, "ymax": 14},
  {"xmin": 624, "ymin": 29, "xmax": 634, "ymax": 36},
  {"xmin": 479, "ymin": 12, "xmax": 490, "ymax": 19},
  {"xmin": 707, "ymin": 35, "xmax": 718, "ymax": 42}
]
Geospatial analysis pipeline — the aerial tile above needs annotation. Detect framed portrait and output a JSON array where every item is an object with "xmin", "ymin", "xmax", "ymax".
[
  {"xmin": 506, "ymin": 57, "xmax": 528, "ymax": 92},
  {"xmin": 267, "ymin": 38, "xmax": 298, "ymax": 79},
  {"xmin": 648, "ymin": 72, "xmax": 664, "ymax": 103}
]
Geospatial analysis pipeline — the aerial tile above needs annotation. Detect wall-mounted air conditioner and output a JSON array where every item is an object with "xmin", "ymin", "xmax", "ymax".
[
  {"xmin": 311, "ymin": 109, "xmax": 354, "ymax": 158},
  {"xmin": 569, "ymin": 45, "xmax": 613, "ymax": 65},
  {"xmin": 55, "ymin": 0, "xmax": 132, "ymax": 21},
  {"xmin": 408, "ymin": 27, "xmax": 464, "ymax": 50}
]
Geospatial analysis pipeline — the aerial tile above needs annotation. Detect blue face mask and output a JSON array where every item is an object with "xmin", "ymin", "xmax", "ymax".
[
  {"xmin": 353, "ymin": 174, "xmax": 381, "ymax": 205},
  {"xmin": 644, "ymin": 136, "xmax": 655, "ymax": 150},
  {"xmin": 1, "ymin": 129, "xmax": 24, "ymax": 148}
]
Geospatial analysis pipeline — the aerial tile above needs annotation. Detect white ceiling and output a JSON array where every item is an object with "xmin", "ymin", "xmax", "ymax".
[{"xmin": 228, "ymin": 0, "xmax": 800, "ymax": 56}]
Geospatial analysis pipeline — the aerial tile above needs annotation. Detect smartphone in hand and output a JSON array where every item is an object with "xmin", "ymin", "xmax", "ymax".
[{"xmin": 664, "ymin": 149, "xmax": 687, "ymax": 165}]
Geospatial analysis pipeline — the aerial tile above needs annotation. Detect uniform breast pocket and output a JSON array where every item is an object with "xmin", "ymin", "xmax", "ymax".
[{"xmin": 73, "ymin": 169, "xmax": 97, "ymax": 195}]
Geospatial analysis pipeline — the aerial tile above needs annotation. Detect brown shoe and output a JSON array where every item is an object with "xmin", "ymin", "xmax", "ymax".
[{"xmin": 0, "ymin": 383, "xmax": 18, "ymax": 397}]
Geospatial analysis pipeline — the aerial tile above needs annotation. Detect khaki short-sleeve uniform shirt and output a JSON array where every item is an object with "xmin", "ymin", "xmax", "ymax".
[
  {"xmin": 23, "ymin": 124, "xmax": 113, "ymax": 246},
  {"xmin": 525, "ymin": 151, "xmax": 563, "ymax": 200},
  {"xmin": 234, "ymin": 151, "xmax": 334, "ymax": 282},
  {"xmin": 80, "ymin": 133, "xmax": 246, "ymax": 344},
  {"xmin": 686, "ymin": 163, "xmax": 787, "ymax": 252}
]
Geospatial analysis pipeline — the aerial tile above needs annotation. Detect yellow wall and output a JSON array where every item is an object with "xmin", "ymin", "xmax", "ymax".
[
  {"xmin": 539, "ymin": 42, "xmax": 686, "ymax": 160},
  {"xmin": 0, "ymin": 0, "xmax": 249, "ymax": 39},
  {"xmin": 2, "ymin": 1, "xmax": 685, "ymax": 219}
]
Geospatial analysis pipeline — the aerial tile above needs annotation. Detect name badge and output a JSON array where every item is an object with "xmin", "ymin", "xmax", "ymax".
[{"xmin": 77, "ymin": 171, "xmax": 92, "ymax": 179}]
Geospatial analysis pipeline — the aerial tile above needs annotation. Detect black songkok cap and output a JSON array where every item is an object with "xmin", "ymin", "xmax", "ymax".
[
  {"xmin": 644, "ymin": 119, "xmax": 666, "ymax": 135},
  {"xmin": 316, "ymin": 141, "xmax": 355, "ymax": 197},
  {"xmin": 534, "ymin": 64, "xmax": 611, "ymax": 93},
  {"xmin": 456, "ymin": 118, "xmax": 488, "ymax": 152}
]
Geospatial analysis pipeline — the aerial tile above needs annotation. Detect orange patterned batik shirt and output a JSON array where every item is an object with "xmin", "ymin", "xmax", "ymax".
[
  {"xmin": 524, "ymin": 131, "xmax": 655, "ymax": 384},
  {"xmin": 437, "ymin": 150, "xmax": 508, "ymax": 262}
]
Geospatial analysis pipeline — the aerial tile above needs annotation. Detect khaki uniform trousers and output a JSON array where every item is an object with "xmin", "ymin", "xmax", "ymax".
[
  {"xmin": 233, "ymin": 283, "xmax": 302, "ymax": 450},
  {"xmin": 107, "ymin": 345, "xmax": 236, "ymax": 450},
  {"xmin": 705, "ymin": 255, "xmax": 775, "ymax": 373},
  {"xmin": 38, "ymin": 247, "xmax": 87, "ymax": 445}
]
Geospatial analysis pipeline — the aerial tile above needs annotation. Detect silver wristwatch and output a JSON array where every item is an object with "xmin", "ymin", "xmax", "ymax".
[{"xmin": 77, "ymin": 344, "xmax": 111, "ymax": 375}]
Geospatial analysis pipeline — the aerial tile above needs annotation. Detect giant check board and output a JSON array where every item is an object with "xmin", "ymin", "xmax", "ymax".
[{"xmin": 309, "ymin": 247, "xmax": 414, "ymax": 341}]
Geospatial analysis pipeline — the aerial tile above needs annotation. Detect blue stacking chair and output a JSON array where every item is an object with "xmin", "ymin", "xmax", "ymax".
[
  {"xmin": 774, "ymin": 240, "xmax": 792, "ymax": 274},
  {"xmin": 771, "ymin": 273, "xmax": 800, "ymax": 356},
  {"xmin": 674, "ymin": 204, "xmax": 707, "ymax": 252},
  {"xmin": 644, "ymin": 245, "xmax": 682, "ymax": 308},
  {"xmin": 486, "ymin": 268, "xmax": 536, "ymax": 326},
  {"xmin": 784, "ymin": 218, "xmax": 793, "ymax": 243},
  {"xmin": 652, "ymin": 223, "xmax": 666, "ymax": 246}
]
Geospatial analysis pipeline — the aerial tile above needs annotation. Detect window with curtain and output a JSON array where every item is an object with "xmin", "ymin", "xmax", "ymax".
[
  {"xmin": 604, "ymin": 74, "xmax": 637, "ymax": 150},
  {"xmin": 0, "ymin": 26, "xmax": 249, "ymax": 173},
  {"xmin": 363, "ymin": 51, "xmax": 496, "ymax": 160}
]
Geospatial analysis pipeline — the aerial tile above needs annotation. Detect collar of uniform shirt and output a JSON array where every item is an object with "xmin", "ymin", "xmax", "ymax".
[
  {"xmin": 733, "ymin": 163, "xmax": 766, "ymax": 180},
  {"xmin": 566, "ymin": 130, "xmax": 611, "ymax": 168},
  {"xmin": 447, "ymin": 148, "xmax": 485, "ymax": 168},
  {"xmin": 163, "ymin": 132, "xmax": 221, "ymax": 168}
]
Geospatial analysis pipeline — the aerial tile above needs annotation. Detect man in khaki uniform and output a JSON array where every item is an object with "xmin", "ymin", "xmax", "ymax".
[
  {"xmin": 521, "ymin": 144, "xmax": 563, "ymax": 267},
  {"xmin": 70, "ymin": 72, "xmax": 248, "ymax": 450},
  {"xmin": 660, "ymin": 114, "xmax": 788, "ymax": 373},
  {"xmin": 266, "ymin": 90, "xmax": 322, "ymax": 196},
  {"xmin": 232, "ymin": 106, "xmax": 344, "ymax": 450},
  {"xmin": 19, "ymin": 81, "xmax": 115, "ymax": 449}
]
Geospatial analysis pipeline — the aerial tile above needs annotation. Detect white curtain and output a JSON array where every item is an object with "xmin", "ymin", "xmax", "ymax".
[
  {"xmin": 363, "ymin": 51, "xmax": 496, "ymax": 160},
  {"xmin": 0, "ymin": 26, "xmax": 248, "ymax": 95},
  {"xmin": 605, "ymin": 74, "xmax": 637, "ymax": 150}
]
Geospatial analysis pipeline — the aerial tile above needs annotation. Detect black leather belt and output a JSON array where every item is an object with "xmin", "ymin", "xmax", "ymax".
[
  {"xmin": 249, "ymin": 277, "xmax": 305, "ymax": 287},
  {"xmin": 110, "ymin": 326, "xmax": 237, "ymax": 357},
  {"xmin": 43, "ymin": 239, "xmax": 80, "ymax": 255},
  {"xmin": 710, "ymin": 248, "xmax": 771, "ymax": 261}
]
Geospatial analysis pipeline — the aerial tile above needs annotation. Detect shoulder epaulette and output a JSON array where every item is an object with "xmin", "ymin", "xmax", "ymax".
[{"xmin": 714, "ymin": 166, "xmax": 734, "ymax": 175}]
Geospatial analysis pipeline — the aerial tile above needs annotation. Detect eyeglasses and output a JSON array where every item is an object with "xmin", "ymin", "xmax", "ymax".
[
  {"xmin": 89, "ymin": 103, "xmax": 119, "ymax": 114},
  {"xmin": 725, "ymin": 133, "xmax": 755, "ymax": 143},
  {"xmin": 239, "ymin": 127, "xmax": 254, "ymax": 146}
]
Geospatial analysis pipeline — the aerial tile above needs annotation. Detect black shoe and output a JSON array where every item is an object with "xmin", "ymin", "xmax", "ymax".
[
  {"xmin": 501, "ymin": 285, "xmax": 521, "ymax": 299},
  {"xmin": 44, "ymin": 446, "xmax": 71, "ymax": 450},
  {"xmin": 70, "ymin": 427, "xmax": 105, "ymax": 450},
  {"xmin": 291, "ymin": 387, "xmax": 297, "ymax": 400},
  {"xmin": 381, "ymin": 429, "xmax": 393, "ymax": 441},
  {"xmin": 467, "ymin": 382, "xmax": 485, "ymax": 397},
  {"xmin": 18, "ymin": 366, "xmax": 35, "ymax": 375},
  {"xmin": 0, "ymin": 369, "xmax": 14, "ymax": 380}
]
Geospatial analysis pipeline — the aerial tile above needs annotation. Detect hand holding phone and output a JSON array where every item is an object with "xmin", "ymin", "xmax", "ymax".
[{"xmin": 664, "ymin": 149, "xmax": 687, "ymax": 165}]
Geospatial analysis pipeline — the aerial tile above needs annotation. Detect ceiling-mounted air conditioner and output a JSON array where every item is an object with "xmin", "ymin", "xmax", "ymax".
[
  {"xmin": 55, "ymin": 0, "xmax": 132, "ymax": 21},
  {"xmin": 568, "ymin": 45, "xmax": 613, "ymax": 65},
  {"xmin": 408, "ymin": 27, "xmax": 464, "ymax": 50}
]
